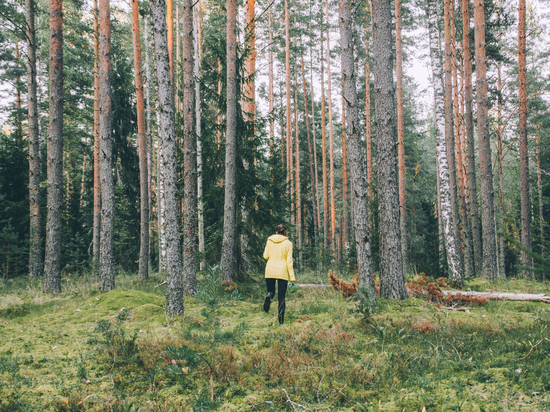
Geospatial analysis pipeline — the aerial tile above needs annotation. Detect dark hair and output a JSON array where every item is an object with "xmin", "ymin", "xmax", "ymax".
[{"xmin": 276, "ymin": 225, "xmax": 286, "ymax": 236}]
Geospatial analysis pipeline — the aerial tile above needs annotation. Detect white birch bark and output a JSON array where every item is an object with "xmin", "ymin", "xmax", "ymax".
[
  {"xmin": 194, "ymin": 2, "xmax": 204, "ymax": 272},
  {"xmin": 427, "ymin": 0, "xmax": 463, "ymax": 286}
]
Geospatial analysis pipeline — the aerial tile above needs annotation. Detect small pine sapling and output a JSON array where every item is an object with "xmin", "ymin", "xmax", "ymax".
[{"xmin": 165, "ymin": 265, "xmax": 246, "ymax": 402}]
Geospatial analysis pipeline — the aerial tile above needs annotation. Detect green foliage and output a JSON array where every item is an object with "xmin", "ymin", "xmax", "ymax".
[{"xmin": 500, "ymin": 231, "xmax": 550, "ymax": 278}]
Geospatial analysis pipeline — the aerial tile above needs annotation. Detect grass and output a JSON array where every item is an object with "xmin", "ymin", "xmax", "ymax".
[{"xmin": 0, "ymin": 269, "xmax": 549, "ymax": 411}]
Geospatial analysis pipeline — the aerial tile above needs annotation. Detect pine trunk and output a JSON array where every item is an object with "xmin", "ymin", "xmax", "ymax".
[
  {"xmin": 151, "ymin": 0, "xmax": 184, "ymax": 315},
  {"xmin": 43, "ymin": 0, "xmax": 63, "ymax": 293},
  {"xmin": 300, "ymin": 53, "xmax": 319, "ymax": 244},
  {"xmin": 221, "ymin": 0, "xmax": 238, "ymax": 282},
  {"xmin": 497, "ymin": 63, "xmax": 506, "ymax": 278},
  {"xmin": 365, "ymin": 1, "xmax": 372, "ymax": 194},
  {"xmin": 321, "ymin": 34, "xmax": 329, "ymax": 251},
  {"xmin": 167, "ymin": 0, "xmax": 173, "ymax": 83},
  {"xmin": 341, "ymin": 93, "xmax": 349, "ymax": 250},
  {"xmin": 518, "ymin": 0, "xmax": 532, "ymax": 279},
  {"xmin": 474, "ymin": 0, "xmax": 498, "ymax": 280},
  {"xmin": 452, "ymin": 1, "xmax": 474, "ymax": 278},
  {"xmin": 428, "ymin": 0, "xmax": 463, "ymax": 286},
  {"xmin": 99, "ymin": 0, "xmax": 115, "ymax": 291},
  {"xmin": 294, "ymin": 71, "xmax": 302, "ymax": 253},
  {"xmin": 268, "ymin": 9, "xmax": 274, "ymax": 152},
  {"xmin": 444, "ymin": 0, "xmax": 465, "ymax": 285},
  {"xmin": 27, "ymin": 0, "xmax": 42, "ymax": 278},
  {"xmin": 395, "ymin": 0, "xmax": 408, "ymax": 273},
  {"xmin": 144, "ymin": 16, "xmax": 152, "ymax": 269},
  {"xmin": 309, "ymin": 29, "xmax": 321, "ymax": 239},
  {"xmin": 372, "ymin": 0, "xmax": 407, "ymax": 299},
  {"xmin": 536, "ymin": 115, "xmax": 544, "ymax": 258},
  {"xmin": 462, "ymin": 0, "xmax": 482, "ymax": 275},
  {"xmin": 339, "ymin": 0, "xmax": 376, "ymax": 301},
  {"xmin": 325, "ymin": 0, "xmax": 336, "ymax": 252},
  {"xmin": 285, "ymin": 0, "xmax": 292, "ymax": 214},
  {"xmin": 131, "ymin": 0, "xmax": 150, "ymax": 281},
  {"xmin": 93, "ymin": 0, "xmax": 101, "ymax": 272}
]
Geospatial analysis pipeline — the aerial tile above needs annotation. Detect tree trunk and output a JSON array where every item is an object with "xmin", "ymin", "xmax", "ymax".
[
  {"xmin": 518, "ymin": 0, "xmax": 532, "ymax": 279},
  {"xmin": 372, "ymin": 0, "xmax": 407, "ymax": 300},
  {"xmin": 444, "ymin": 0, "xmax": 465, "ymax": 284},
  {"xmin": 144, "ymin": 15, "xmax": 153, "ymax": 269},
  {"xmin": 269, "ymin": 8, "xmax": 274, "ymax": 152},
  {"xmin": 221, "ymin": 0, "xmax": 238, "ymax": 282},
  {"xmin": 474, "ymin": 0, "xmax": 498, "ymax": 280},
  {"xmin": 182, "ymin": 0, "xmax": 197, "ymax": 295},
  {"xmin": 151, "ymin": 0, "xmax": 184, "ymax": 315},
  {"xmin": 365, "ymin": 0, "xmax": 373, "ymax": 195},
  {"xmin": 195, "ymin": 2, "xmax": 205, "ymax": 271},
  {"xmin": 395, "ymin": 0, "xmax": 408, "ymax": 274},
  {"xmin": 462, "ymin": 0, "xmax": 482, "ymax": 275},
  {"xmin": 496, "ymin": 63, "xmax": 506, "ymax": 278},
  {"xmin": 93, "ymin": 0, "xmax": 101, "ymax": 273},
  {"xmin": 339, "ymin": 0, "xmax": 376, "ymax": 301},
  {"xmin": 341, "ymin": 93, "xmax": 349, "ymax": 251},
  {"xmin": 300, "ymin": 52, "xmax": 319, "ymax": 244},
  {"xmin": 285, "ymin": 0, "xmax": 292, "ymax": 216},
  {"xmin": 38, "ymin": 18, "xmax": 51, "ymax": 258},
  {"xmin": 321, "ymin": 32, "xmax": 329, "ymax": 251},
  {"xmin": 428, "ymin": 0, "xmax": 463, "ymax": 287},
  {"xmin": 167, "ymin": 0, "xmax": 173, "ymax": 84},
  {"xmin": 44, "ymin": 0, "xmax": 64, "ymax": 293},
  {"xmin": 325, "ymin": 0, "xmax": 336, "ymax": 252},
  {"xmin": 310, "ymin": 23, "xmax": 321, "ymax": 243},
  {"xmin": 536, "ymin": 114, "xmax": 544, "ymax": 258},
  {"xmin": 131, "ymin": 0, "xmax": 150, "ymax": 281},
  {"xmin": 99, "ymin": 0, "xmax": 115, "ymax": 291},
  {"xmin": 294, "ymin": 70, "xmax": 302, "ymax": 254},
  {"xmin": 27, "ymin": 0, "xmax": 41, "ymax": 278}
]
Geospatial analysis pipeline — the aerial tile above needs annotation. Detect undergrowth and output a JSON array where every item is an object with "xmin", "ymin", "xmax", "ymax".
[{"xmin": 0, "ymin": 270, "xmax": 549, "ymax": 411}]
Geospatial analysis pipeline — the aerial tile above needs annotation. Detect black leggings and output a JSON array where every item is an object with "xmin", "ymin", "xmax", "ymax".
[{"xmin": 266, "ymin": 278, "xmax": 288, "ymax": 324}]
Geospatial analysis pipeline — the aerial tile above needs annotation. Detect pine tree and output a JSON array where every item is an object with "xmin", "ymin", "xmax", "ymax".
[{"xmin": 43, "ymin": 0, "xmax": 64, "ymax": 293}]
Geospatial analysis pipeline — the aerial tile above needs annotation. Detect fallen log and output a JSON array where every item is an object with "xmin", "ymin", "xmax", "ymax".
[{"xmin": 442, "ymin": 290, "xmax": 550, "ymax": 304}]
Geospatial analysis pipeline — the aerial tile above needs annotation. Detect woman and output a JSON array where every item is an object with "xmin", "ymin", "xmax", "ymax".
[{"xmin": 263, "ymin": 224, "xmax": 295, "ymax": 325}]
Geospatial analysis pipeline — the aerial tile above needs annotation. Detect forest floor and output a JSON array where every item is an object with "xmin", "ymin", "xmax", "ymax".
[{"xmin": 0, "ymin": 268, "xmax": 549, "ymax": 411}]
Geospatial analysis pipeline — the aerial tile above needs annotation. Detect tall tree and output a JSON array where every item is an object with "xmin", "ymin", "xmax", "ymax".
[
  {"xmin": 339, "ymin": 0, "xmax": 376, "ymax": 301},
  {"xmin": 444, "ymin": 0, "xmax": 465, "ymax": 279},
  {"xmin": 99, "ymin": 0, "xmax": 115, "ymax": 291},
  {"xmin": 131, "ymin": 0, "xmax": 149, "ymax": 280},
  {"xmin": 294, "ymin": 70, "xmax": 302, "ymax": 251},
  {"xmin": 518, "ymin": 0, "xmax": 532, "ymax": 278},
  {"xmin": 93, "ymin": 0, "xmax": 101, "ymax": 272},
  {"xmin": 285, "ymin": 0, "xmax": 292, "ymax": 210},
  {"xmin": 474, "ymin": 0, "xmax": 498, "ymax": 280},
  {"xmin": 372, "ymin": 0, "xmax": 407, "ymax": 299},
  {"xmin": 27, "ymin": 0, "xmax": 41, "ymax": 278},
  {"xmin": 43, "ymin": 0, "xmax": 63, "ymax": 293},
  {"xmin": 427, "ymin": 0, "xmax": 463, "ymax": 286},
  {"xmin": 395, "ymin": 0, "xmax": 407, "ymax": 273},
  {"xmin": 182, "ymin": 0, "xmax": 197, "ymax": 295},
  {"xmin": 151, "ymin": 0, "xmax": 184, "ymax": 315},
  {"xmin": 365, "ymin": 0, "xmax": 373, "ymax": 195},
  {"xmin": 220, "ymin": 0, "xmax": 237, "ymax": 282},
  {"xmin": 325, "ymin": 0, "xmax": 336, "ymax": 251},
  {"xmin": 195, "ymin": 2, "xmax": 204, "ymax": 271},
  {"xmin": 463, "ymin": 0, "xmax": 482, "ymax": 275},
  {"xmin": 320, "ymin": 29, "xmax": 329, "ymax": 251}
]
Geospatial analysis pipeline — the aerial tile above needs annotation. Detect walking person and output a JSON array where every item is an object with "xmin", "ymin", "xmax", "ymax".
[{"xmin": 263, "ymin": 225, "xmax": 296, "ymax": 325}]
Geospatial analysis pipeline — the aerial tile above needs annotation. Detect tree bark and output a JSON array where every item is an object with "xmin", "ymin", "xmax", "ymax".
[
  {"xmin": 428, "ymin": 0, "xmax": 463, "ymax": 287},
  {"xmin": 182, "ymin": 0, "xmax": 197, "ymax": 295},
  {"xmin": 43, "ymin": 0, "xmax": 63, "ymax": 293},
  {"xmin": 300, "ymin": 52, "xmax": 319, "ymax": 244},
  {"xmin": 93, "ymin": 0, "xmax": 101, "ymax": 273},
  {"xmin": 395, "ymin": 0, "xmax": 408, "ymax": 273},
  {"xmin": 535, "ymin": 114, "xmax": 544, "ymax": 258},
  {"xmin": 195, "ymin": 2, "xmax": 204, "ymax": 271},
  {"xmin": 221, "ymin": 0, "xmax": 238, "ymax": 282},
  {"xmin": 285, "ymin": 0, "xmax": 292, "ymax": 215},
  {"xmin": 167, "ymin": 0, "xmax": 173, "ymax": 84},
  {"xmin": 444, "ymin": 0, "xmax": 465, "ymax": 284},
  {"xmin": 518, "ymin": 0, "xmax": 532, "ymax": 279},
  {"xmin": 321, "ymin": 32, "xmax": 329, "ymax": 251},
  {"xmin": 27, "ymin": 0, "xmax": 42, "ymax": 278},
  {"xmin": 341, "ymin": 93, "xmax": 349, "ymax": 251},
  {"xmin": 365, "ymin": 3, "xmax": 372, "ymax": 195},
  {"xmin": 339, "ymin": 0, "xmax": 376, "ymax": 302},
  {"xmin": 145, "ymin": 15, "xmax": 153, "ymax": 269},
  {"xmin": 496, "ymin": 63, "xmax": 506, "ymax": 278},
  {"xmin": 268, "ymin": 8, "xmax": 274, "ymax": 153},
  {"xmin": 452, "ymin": 1, "xmax": 474, "ymax": 278},
  {"xmin": 474, "ymin": 0, "xmax": 498, "ymax": 280},
  {"xmin": 309, "ymin": 23, "xmax": 321, "ymax": 240},
  {"xmin": 151, "ymin": 0, "xmax": 184, "ymax": 315},
  {"xmin": 325, "ymin": 0, "xmax": 336, "ymax": 252},
  {"xmin": 372, "ymin": 0, "xmax": 407, "ymax": 299},
  {"xmin": 131, "ymin": 0, "xmax": 150, "ymax": 281},
  {"xmin": 99, "ymin": 0, "xmax": 115, "ymax": 291},
  {"xmin": 462, "ymin": 0, "xmax": 482, "ymax": 275},
  {"xmin": 294, "ymin": 70, "xmax": 302, "ymax": 253}
]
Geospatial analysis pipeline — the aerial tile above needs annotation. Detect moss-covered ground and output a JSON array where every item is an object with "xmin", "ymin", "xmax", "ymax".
[{"xmin": 1, "ymin": 270, "xmax": 549, "ymax": 411}]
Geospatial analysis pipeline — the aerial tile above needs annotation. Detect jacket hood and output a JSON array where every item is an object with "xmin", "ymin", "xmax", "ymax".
[{"xmin": 268, "ymin": 234, "xmax": 288, "ymax": 243}]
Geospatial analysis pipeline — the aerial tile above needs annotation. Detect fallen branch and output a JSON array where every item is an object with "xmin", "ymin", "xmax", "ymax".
[
  {"xmin": 441, "ymin": 305, "xmax": 471, "ymax": 313},
  {"xmin": 519, "ymin": 339, "xmax": 544, "ymax": 360},
  {"xmin": 154, "ymin": 280, "xmax": 167, "ymax": 288},
  {"xmin": 282, "ymin": 389, "xmax": 313, "ymax": 411},
  {"xmin": 296, "ymin": 283, "xmax": 330, "ymax": 288},
  {"xmin": 442, "ymin": 290, "xmax": 550, "ymax": 304}
]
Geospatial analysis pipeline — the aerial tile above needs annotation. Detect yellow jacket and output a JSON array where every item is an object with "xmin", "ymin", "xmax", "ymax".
[{"xmin": 263, "ymin": 234, "xmax": 295, "ymax": 281}]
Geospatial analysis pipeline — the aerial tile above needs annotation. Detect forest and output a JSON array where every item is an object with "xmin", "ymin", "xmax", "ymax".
[{"xmin": 0, "ymin": 0, "xmax": 550, "ymax": 409}]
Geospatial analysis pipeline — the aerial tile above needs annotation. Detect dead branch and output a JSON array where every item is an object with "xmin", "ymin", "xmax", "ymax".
[
  {"xmin": 282, "ymin": 389, "xmax": 313, "ymax": 412},
  {"xmin": 442, "ymin": 290, "xmax": 550, "ymax": 304}
]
